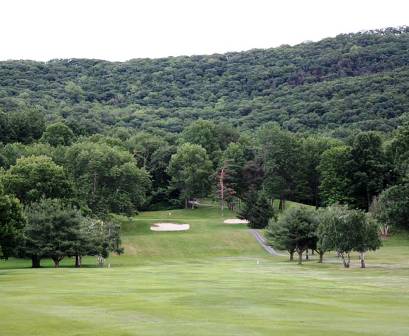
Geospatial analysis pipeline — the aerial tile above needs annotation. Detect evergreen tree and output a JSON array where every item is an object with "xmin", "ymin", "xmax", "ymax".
[
  {"xmin": 24, "ymin": 199, "xmax": 83, "ymax": 268},
  {"xmin": 239, "ymin": 191, "xmax": 274, "ymax": 229}
]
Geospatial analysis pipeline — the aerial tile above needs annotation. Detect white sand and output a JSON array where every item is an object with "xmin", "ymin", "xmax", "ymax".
[
  {"xmin": 223, "ymin": 219, "xmax": 249, "ymax": 224},
  {"xmin": 150, "ymin": 223, "xmax": 190, "ymax": 231}
]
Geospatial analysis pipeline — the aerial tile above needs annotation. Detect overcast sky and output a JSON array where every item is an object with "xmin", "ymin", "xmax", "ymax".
[{"xmin": 0, "ymin": 0, "xmax": 408, "ymax": 62}]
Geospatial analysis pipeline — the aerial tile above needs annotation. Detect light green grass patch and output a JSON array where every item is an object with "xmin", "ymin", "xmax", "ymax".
[{"xmin": 1, "ymin": 206, "xmax": 409, "ymax": 335}]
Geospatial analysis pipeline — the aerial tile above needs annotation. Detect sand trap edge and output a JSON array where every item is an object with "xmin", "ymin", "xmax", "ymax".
[
  {"xmin": 223, "ymin": 219, "xmax": 249, "ymax": 224},
  {"xmin": 150, "ymin": 223, "xmax": 190, "ymax": 231}
]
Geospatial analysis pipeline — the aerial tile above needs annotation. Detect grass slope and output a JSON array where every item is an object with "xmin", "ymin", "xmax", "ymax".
[{"xmin": 1, "ymin": 206, "xmax": 409, "ymax": 335}]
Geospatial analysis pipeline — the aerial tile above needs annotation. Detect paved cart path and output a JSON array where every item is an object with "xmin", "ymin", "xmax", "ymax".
[{"xmin": 249, "ymin": 229, "xmax": 285, "ymax": 256}]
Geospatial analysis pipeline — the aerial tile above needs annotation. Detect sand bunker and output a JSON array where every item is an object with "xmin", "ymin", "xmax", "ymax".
[
  {"xmin": 223, "ymin": 219, "xmax": 249, "ymax": 224},
  {"xmin": 150, "ymin": 223, "xmax": 190, "ymax": 231}
]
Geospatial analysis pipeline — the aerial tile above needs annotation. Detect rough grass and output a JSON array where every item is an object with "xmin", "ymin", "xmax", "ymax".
[{"xmin": 1, "ymin": 206, "xmax": 409, "ymax": 335}]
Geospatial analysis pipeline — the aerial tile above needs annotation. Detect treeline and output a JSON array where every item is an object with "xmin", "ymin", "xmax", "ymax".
[
  {"xmin": 2, "ymin": 115, "xmax": 409, "ymax": 267},
  {"xmin": 1, "ymin": 27, "xmax": 409, "ymax": 134},
  {"xmin": 266, "ymin": 205, "xmax": 381, "ymax": 268}
]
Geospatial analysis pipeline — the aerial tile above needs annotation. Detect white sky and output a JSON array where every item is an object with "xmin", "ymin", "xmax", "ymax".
[{"xmin": 0, "ymin": 0, "xmax": 408, "ymax": 61}]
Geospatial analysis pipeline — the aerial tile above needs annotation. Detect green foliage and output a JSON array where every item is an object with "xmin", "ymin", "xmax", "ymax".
[
  {"xmin": 386, "ymin": 119, "xmax": 409, "ymax": 183},
  {"xmin": 319, "ymin": 146, "xmax": 354, "ymax": 205},
  {"xmin": 2, "ymin": 155, "xmax": 72, "ymax": 204},
  {"xmin": 181, "ymin": 120, "xmax": 223, "ymax": 165},
  {"xmin": 374, "ymin": 184, "xmax": 409, "ymax": 230},
  {"xmin": 239, "ymin": 191, "xmax": 275, "ymax": 229},
  {"xmin": 319, "ymin": 132, "xmax": 388, "ymax": 209},
  {"xmin": 23, "ymin": 198, "xmax": 84, "ymax": 267},
  {"xmin": 83, "ymin": 218, "xmax": 123, "ymax": 265},
  {"xmin": 41, "ymin": 122, "xmax": 75, "ymax": 146},
  {"xmin": 0, "ymin": 184, "xmax": 26, "ymax": 259},
  {"xmin": 348, "ymin": 132, "xmax": 388, "ymax": 210},
  {"xmin": 301, "ymin": 136, "xmax": 341, "ymax": 207},
  {"xmin": 65, "ymin": 141, "xmax": 151, "ymax": 215},
  {"xmin": 258, "ymin": 124, "xmax": 307, "ymax": 202},
  {"xmin": 317, "ymin": 205, "xmax": 381, "ymax": 268},
  {"xmin": 266, "ymin": 207, "xmax": 318, "ymax": 263},
  {"xmin": 167, "ymin": 143, "xmax": 213, "ymax": 206},
  {"xmin": 1, "ymin": 28, "xmax": 409, "ymax": 133},
  {"xmin": 2, "ymin": 108, "xmax": 45, "ymax": 144},
  {"xmin": 222, "ymin": 137, "xmax": 257, "ymax": 199}
]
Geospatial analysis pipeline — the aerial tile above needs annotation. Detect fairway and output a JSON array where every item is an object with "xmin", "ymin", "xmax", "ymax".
[{"xmin": 1, "ymin": 207, "xmax": 409, "ymax": 335}]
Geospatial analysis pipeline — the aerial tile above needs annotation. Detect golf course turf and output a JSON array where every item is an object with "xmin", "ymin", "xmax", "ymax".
[{"xmin": 1, "ymin": 206, "xmax": 409, "ymax": 335}]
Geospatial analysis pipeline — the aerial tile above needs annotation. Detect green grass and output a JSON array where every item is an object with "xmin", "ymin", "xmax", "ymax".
[{"xmin": 1, "ymin": 206, "xmax": 409, "ymax": 335}]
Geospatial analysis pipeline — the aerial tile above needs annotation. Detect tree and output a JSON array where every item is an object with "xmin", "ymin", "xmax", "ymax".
[
  {"xmin": 354, "ymin": 216, "xmax": 381, "ymax": 268},
  {"xmin": 126, "ymin": 132, "xmax": 166, "ymax": 168},
  {"xmin": 258, "ymin": 124, "xmax": 307, "ymax": 208},
  {"xmin": 239, "ymin": 191, "xmax": 275, "ymax": 229},
  {"xmin": 64, "ymin": 81, "xmax": 84, "ymax": 103},
  {"xmin": 23, "ymin": 198, "xmax": 84, "ymax": 268},
  {"xmin": 8, "ymin": 108, "xmax": 45, "ymax": 144},
  {"xmin": 167, "ymin": 143, "xmax": 213, "ymax": 208},
  {"xmin": 266, "ymin": 207, "xmax": 318, "ymax": 264},
  {"xmin": 301, "ymin": 136, "xmax": 339, "ymax": 207},
  {"xmin": 83, "ymin": 218, "xmax": 123, "ymax": 267},
  {"xmin": 65, "ymin": 141, "xmax": 151, "ymax": 215},
  {"xmin": 41, "ymin": 122, "xmax": 75, "ymax": 147},
  {"xmin": 0, "ymin": 184, "xmax": 26, "ymax": 259},
  {"xmin": 385, "ymin": 119, "xmax": 409, "ymax": 182},
  {"xmin": 318, "ymin": 205, "xmax": 381, "ymax": 268},
  {"xmin": 0, "ymin": 111, "xmax": 14, "ymax": 143},
  {"xmin": 181, "ymin": 120, "xmax": 222, "ymax": 166},
  {"xmin": 319, "ymin": 146, "xmax": 353, "ymax": 205},
  {"xmin": 373, "ymin": 184, "xmax": 409, "ymax": 231},
  {"xmin": 348, "ymin": 132, "xmax": 388, "ymax": 210},
  {"xmin": 2, "ymin": 155, "xmax": 72, "ymax": 204}
]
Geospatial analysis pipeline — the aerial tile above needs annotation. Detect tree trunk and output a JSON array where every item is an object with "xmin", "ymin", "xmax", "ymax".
[
  {"xmin": 318, "ymin": 251, "xmax": 324, "ymax": 263},
  {"xmin": 341, "ymin": 253, "xmax": 350, "ymax": 268},
  {"xmin": 52, "ymin": 256, "xmax": 63, "ymax": 268},
  {"xmin": 279, "ymin": 198, "xmax": 284, "ymax": 211},
  {"xmin": 360, "ymin": 252, "xmax": 366, "ymax": 268},
  {"xmin": 289, "ymin": 250, "xmax": 294, "ymax": 261},
  {"xmin": 297, "ymin": 251, "xmax": 303, "ymax": 265},
  {"xmin": 305, "ymin": 249, "xmax": 309, "ymax": 260},
  {"xmin": 75, "ymin": 255, "xmax": 82, "ymax": 268},
  {"xmin": 97, "ymin": 255, "xmax": 104, "ymax": 267},
  {"xmin": 31, "ymin": 255, "xmax": 41, "ymax": 268}
]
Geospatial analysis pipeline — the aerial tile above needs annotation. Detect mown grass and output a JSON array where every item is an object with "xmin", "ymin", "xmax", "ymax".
[{"xmin": 0, "ymin": 206, "xmax": 409, "ymax": 335}]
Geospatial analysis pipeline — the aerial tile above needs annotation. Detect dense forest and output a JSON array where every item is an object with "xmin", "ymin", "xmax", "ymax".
[
  {"xmin": 1, "ymin": 27, "xmax": 409, "ymax": 135},
  {"xmin": 1, "ymin": 27, "xmax": 409, "ymax": 267}
]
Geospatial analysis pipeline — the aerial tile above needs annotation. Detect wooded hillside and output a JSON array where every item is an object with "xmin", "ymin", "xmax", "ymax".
[{"xmin": 1, "ymin": 27, "xmax": 408, "ymax": 135}]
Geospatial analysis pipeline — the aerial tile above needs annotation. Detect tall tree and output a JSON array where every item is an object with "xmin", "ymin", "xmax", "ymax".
[
  {"xmin": 319, "ymin": 146, "xmax": 353, "ymax": 206},
  {"xmin": 65, "ymin": 141, "xmax": 151, "ymax": 215},
  {"xmin": 258, "ymin": 124, "xmax": 307, "ymax": 208},
  {"xmin": 2, "ymin": 155, "xmax": 72, "ymax": 204},
  {"xmin": 348, "ymin": 132, "xmax": 388, "ymax": 210},
  {"xmin": 181, "ymin": 120, "xmax": 222, "ymax": 166},
  {"xmin": 239, "ymin": 191, "xmax": 274, "ymax": 229},
  {"xmin": 167, "ymin": 143, "xmax": 213, "ymax": 208},
  {"xmin": 301, "ymin": 136, "xmax": 339, "ymax": 207},
  {"xmin": 222, "ymin": 137, "xmax": 257, "ymax": 200}
]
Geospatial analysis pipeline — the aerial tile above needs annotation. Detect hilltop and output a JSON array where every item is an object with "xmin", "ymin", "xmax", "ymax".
[{"xmin": 1, "ymin": 27, "xmax": 409, "ymax": 135}]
